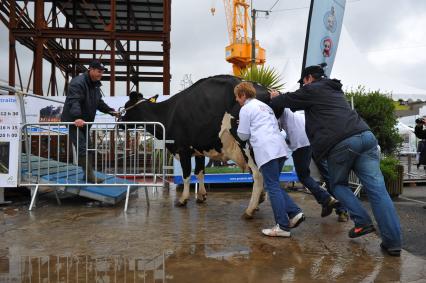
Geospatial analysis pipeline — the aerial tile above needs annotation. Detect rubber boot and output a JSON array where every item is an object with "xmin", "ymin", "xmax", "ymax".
[{"xmin": 79, "ymin": 156, "xmax": 104, "ymax": 184}]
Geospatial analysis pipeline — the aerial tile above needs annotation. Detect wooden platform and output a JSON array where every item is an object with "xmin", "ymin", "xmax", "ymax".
[{"xmin": 20, "ymin": 154, "xmax": 138, "ymax": 204}]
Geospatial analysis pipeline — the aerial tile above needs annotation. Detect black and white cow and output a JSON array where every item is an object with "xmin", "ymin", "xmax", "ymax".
[{"xmin": 121, "ymin": 75, "xmax": 282, "ymax": 218}]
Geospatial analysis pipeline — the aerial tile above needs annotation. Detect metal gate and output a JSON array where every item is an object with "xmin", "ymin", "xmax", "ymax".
[{"xmin": 20, "ymin": 121, "xmax": 169, "ymax": 212}]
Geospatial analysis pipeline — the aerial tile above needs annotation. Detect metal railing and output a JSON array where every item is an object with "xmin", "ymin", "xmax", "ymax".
[{"xmin": 20, "ymin": 121, "xmax": 170, "ymax": 211}]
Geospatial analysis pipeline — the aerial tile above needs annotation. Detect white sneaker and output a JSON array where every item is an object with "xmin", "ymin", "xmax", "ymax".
[
  {"xmin": 289, "ymin": 212, "xmax": 305, "ymax": 228},
  {"xmin": 262, "ymin": 224, "xmax": 291, "ymax": 237}
]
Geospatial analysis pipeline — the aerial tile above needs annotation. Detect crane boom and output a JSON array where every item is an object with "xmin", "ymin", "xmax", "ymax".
[{"xmin": 222, "ymin": 0, "xmax": 266, "ymax": 75}]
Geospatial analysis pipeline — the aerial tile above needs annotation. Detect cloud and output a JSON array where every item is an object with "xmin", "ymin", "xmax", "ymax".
[{"xmin": 1, "ymin": 0, "xmax": 425, "ymax": 97}]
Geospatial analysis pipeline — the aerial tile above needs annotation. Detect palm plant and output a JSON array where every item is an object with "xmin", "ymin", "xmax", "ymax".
[{"xmin": 239, "ymin": 65, "xmax": 285, "ymax": 91}]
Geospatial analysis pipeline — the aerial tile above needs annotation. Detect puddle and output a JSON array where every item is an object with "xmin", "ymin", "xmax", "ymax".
[
  {"xmin": 1, "ymin": 189, "xmax": 425, "ymax": 282},
  {"xmin": 0, "ymin": 243, "xmax": 421, "ymax": 282}
]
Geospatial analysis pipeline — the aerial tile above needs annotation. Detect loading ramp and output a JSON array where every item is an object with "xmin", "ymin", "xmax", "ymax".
[{"xmin": 20, "ymin": 154, "xmax": 135, "ymax": 205}]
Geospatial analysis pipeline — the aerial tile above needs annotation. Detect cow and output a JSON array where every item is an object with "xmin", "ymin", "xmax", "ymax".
[{"xmin": 121, "ymin": 75, "xmax": 282, "ymax": 218}]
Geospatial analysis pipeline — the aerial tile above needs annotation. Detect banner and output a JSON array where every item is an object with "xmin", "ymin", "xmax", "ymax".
[
  {"xmin": 301, "ymin": 0, "xmax": 346, "ymax": 78},
  {"xmin": 173, "ymin": 157, "xmax": 298, "ymax": 185},
  {"xmin": 0, "ymin": 95, "xmax": 21, "ymax": 187}
]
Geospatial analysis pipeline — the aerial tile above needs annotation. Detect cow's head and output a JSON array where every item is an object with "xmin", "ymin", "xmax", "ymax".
[{"xmin": 120, "ymin": 94, "xmax": 159, "ymax": 122}]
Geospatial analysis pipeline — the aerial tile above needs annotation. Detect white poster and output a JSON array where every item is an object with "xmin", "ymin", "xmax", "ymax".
[{"xmin": 0, "ymin": 95, "xmax": 21, "ymax": 187}]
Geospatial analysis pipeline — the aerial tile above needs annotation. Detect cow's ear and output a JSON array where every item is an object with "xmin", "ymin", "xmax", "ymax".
[{"xmin": 149, "ymin": 94, "xmax": 159, "ymax": 103}]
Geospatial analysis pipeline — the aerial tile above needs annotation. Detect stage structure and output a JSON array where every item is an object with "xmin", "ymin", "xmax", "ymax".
[{"xmin": 1, "ymin": 0, "xmax": 171, "ymax": 96}]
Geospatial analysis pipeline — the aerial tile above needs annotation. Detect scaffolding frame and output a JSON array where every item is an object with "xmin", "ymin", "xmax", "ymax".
[{"xmin": 1, "ymin": 0, "xmax": 171, "ymax": 96}]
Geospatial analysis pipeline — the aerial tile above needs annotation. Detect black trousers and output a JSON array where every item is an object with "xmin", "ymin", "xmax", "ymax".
[{"xmin": 69, "ymin": 125, "xmax": 91, "ymax": 156}]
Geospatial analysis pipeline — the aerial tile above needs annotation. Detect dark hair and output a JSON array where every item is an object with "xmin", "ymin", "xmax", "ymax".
[{"xmin": 311, "ymin": 73, "xmax": 324, "ymax": 80}]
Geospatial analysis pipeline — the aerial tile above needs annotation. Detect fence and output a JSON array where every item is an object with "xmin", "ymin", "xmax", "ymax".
[{"xmin": 19, "ymin": 121, "xmax": 170, "ymax": 211}]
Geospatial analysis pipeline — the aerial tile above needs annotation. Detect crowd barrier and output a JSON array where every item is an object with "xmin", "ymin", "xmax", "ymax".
[{"xmin": 19, "ymin": 121, "xmax": 170, "ymax": 211}]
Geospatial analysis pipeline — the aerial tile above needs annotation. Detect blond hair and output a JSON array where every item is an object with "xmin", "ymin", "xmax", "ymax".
[{"xmin": 234, "ymin": 82, "xmax": 256, "ymax": 99}]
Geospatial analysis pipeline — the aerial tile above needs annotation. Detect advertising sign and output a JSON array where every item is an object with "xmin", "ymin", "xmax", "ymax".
[
  {"xmin": 173, "ymin": 157, "xmax": 298, "ymax": 185},
  {"xmin": 0, "ymin": 95, "xmax": 21, "ymax": 187}
]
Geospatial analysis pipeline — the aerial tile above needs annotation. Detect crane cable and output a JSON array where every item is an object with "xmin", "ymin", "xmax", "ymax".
[{"xmin": 269, "ymin": 0, "xmax": 281, "ymax": 12}]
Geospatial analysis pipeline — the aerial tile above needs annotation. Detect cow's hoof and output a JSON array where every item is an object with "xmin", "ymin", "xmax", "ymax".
[
  {"xmin": 242, "ymin": 212, "xmax": 254, "ymax": 220},
  {"xmin": 196, "ymin": 194, "xmax": 207, "ymax": 204},
  {"xmin": 175, "ymin": 200, "xmax": 188, "ymax": 207}
]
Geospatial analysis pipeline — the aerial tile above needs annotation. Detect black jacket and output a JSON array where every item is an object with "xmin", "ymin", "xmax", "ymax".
[
  {"xmin": 414, "ymin": 125, "xmax": 426, "ymax": 165},
  {"xmin": 270, "ymin": 78, "xmax": 370, "ymax": 160},
  {"xmin": 61, "ymin": 72, "xmax": 114, "ymax": 122},
  {"xmin": 415, "ymin": 125, "xmax": 426, "ymax": 139}
]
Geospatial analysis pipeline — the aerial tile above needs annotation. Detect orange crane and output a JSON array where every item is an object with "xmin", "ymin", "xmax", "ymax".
[{"xmin": 212, "ymin": 1, "xmax": 266, "ymax": 76}]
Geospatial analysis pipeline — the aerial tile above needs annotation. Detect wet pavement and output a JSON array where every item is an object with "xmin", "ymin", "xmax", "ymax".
[{"xmin": 1, "ymin": 186, "xmax": 426, "ymax": 282}]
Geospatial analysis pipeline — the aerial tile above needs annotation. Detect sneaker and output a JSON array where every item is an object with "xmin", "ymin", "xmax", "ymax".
[
  {"xmin": 348, "ymin": 224, "xmax": 376, "ymax": 238},
  {"xmin": 289, "ymin": 212, "xmax": 305, "ymax": 228},
  {"xmin": 321, "ymin": 197, "xmax": 339, "ymax": 217},
  {"xmin": 262, "ymin": 224, "xmax": 291, "ymax": 237},
  {"xmin": 337, "ymin": 211, "xmax": 349, "ymax": 222},
  {"xmin": 380, "ymin": 243, "xmax": 401, "ymax": 257}
]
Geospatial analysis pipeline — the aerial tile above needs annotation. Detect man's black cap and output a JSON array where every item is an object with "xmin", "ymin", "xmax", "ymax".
[
  {"xmin": 298, "ymin": 63, "xmax": 327, "ymax": 83},
  {"xmin": 89, "ymin": 60, "xmax": 108, "ymax": 71}
]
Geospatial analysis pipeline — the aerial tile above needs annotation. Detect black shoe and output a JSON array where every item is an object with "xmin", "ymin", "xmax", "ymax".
[
  {"xmin": 380, "ymin": 243, "xmax": 401, "ymax": 257},
  {"xmin": 348, "ymin": 224, "xmax": 376, "ymax": 238},
  {"xmin": 321, "ymin": 197, "xmax": 339, "ymax": 217}
]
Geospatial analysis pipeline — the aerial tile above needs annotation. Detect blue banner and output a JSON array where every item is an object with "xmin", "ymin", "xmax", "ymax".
[
  {"xmin": 302, "ymin": 0, "xmax": 346, "ymax": 77},
  {"xmin": 173, "ymin": 157, "xmax": 298, "ymax": 184}
]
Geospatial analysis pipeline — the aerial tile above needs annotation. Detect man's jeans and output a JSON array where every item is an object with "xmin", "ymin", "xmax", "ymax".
[
  {"xmin": 314, "ymin": 158, "xmax": 347, "ymax": 214},
  {"xmin": 327, "ymin": 130, "xmax": 402, "ymax": 249},
  {"xmin": 292, "ymin": 146, "xmax": 331, "ymax": 205},
  {"xmin": 260, "ymin": 157, "xmax": 302, "ymax": 230}
]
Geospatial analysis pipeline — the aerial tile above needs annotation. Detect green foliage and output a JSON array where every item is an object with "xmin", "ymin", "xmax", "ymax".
[
  {"xmin": 345, "ymin": 86, "xmax": 403, "ymax": 155},
  {"xmin": 380, "ymin": 155, "xmax": 400, "ymax": 181},
  {"xmin": 240, "ymin": 65, "xmax": 285, "ymax": 90}
]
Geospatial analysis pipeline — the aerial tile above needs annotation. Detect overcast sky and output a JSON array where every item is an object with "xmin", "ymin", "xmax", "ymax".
[{"xmin": 1, "ymin": 0, "xmax": 426, "ymax": 98}]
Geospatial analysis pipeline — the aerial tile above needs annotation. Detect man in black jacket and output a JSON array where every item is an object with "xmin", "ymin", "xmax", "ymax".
[
  {"xmin": 270, "ymin": 64, "xmax": 402, "ymax": 256},
  {"xmin": 61, "ymin": 61, "xmax": 118, "ymax": 183},
  {"xmin": 414, "ymin": 120, "xmax": 426, "ymax": 209},
  {"xmin": 414, "ymin": 117, "xmax": 426, "ymax": 169}
]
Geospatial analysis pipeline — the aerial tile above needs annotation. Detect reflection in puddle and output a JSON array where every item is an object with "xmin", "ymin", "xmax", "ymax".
[
  {"xmin": 0, "ymin": 243, "xmax": 408, "ymax": 283},
  {"xmin": 0, "ymin": 254, "xmax": 166, "ymax": 282}
]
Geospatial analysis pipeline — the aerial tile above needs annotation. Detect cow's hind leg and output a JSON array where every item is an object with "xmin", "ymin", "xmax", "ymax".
[
  {"xmin": 194, "ymin": 156, "xmax": 207, "ymax": 203},
  {"xmin": 244, "ymin": 166, "xmax": 264, "ymax": 219},
  {"xmin": 176, "ymin": 151, "xmax": 192, "ymax": 207},
  {"xmin": 242, "ymin": 147, "xmax": 264, "ymax": 219}
]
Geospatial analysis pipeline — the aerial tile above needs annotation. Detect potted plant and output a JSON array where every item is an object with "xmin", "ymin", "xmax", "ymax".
[{"xmin": 380, "ymin": 155, "xmax": 404, "ymax": 197}]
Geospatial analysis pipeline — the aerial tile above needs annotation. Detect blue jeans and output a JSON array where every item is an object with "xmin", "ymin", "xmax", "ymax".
[
  {"xmin": 260, "ymin": 157, "xmax": 302, "ymax": 230},
  {"xmin": 327, "ymin": 131, "xmax": 402, "ymax": 249},
  {"xmin": 314, "ymin": 158, "xmax": 348, "ymax": 214},
  {"xmin": 292, "ymin": 146, "xmax": 331, "ymax": 205}
]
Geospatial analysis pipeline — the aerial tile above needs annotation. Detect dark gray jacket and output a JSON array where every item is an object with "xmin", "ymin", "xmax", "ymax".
[
  {"xmin": 61, "ymin": 72, "xmax": 114, "ymax": 123},
  {"xmin": 270, "ymin": 78, "xmax": 370, "ymax": 160}
]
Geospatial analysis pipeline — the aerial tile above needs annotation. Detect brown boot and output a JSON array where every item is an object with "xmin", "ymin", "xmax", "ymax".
[{"xmin": 78, "ymin": 156, "xmax": 104, "ymax": 184}]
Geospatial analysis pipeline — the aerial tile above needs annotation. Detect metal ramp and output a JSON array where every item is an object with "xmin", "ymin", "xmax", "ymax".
[{"xmin": 20, "ymin": 154, "xmax": 134, "ymax": 205}]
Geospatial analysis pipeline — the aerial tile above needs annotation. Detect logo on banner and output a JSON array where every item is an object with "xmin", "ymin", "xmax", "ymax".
[
  {"xmin": 321, "ymin": 36, "xmax": 333, "ymax": 58},
  {"xmin": 324, "ymin": 6, "xmax": 337, "ymax": 32}
]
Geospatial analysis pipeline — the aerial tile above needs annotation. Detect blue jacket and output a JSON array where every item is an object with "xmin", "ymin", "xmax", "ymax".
[
  {"xmin": 61, "ymin": 72, "xmax": 114, "ymax": 123},
  {"xmin": 270, "ymin": 78, "xmax": 370, "ymax": 160}
]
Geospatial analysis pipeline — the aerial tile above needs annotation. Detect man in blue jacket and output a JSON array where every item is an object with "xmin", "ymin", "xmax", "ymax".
[
  {"xmin": 61, "ymin": 61, "xmax": 118, "ymax": 183},
  {"xmin": 270, "ymin": 64, "xmax": 402, "ymax": 256}
]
